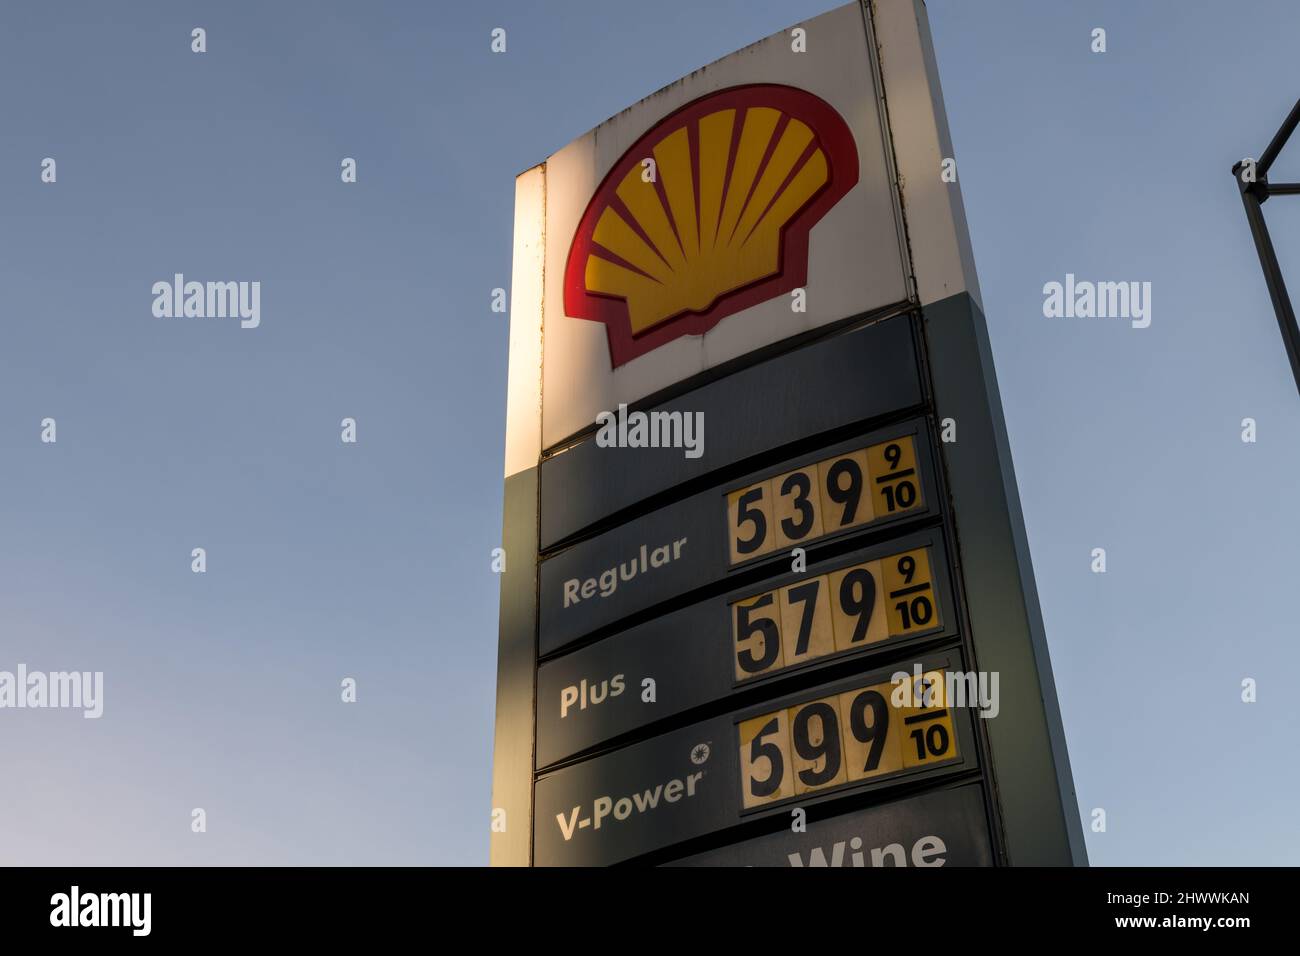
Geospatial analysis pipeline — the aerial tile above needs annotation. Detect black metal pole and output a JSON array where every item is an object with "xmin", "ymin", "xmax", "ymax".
[
  {"xmin": 1257, "ymin": 98, "xmax": 1300, "ymax": 176},
  {"xmin": 1235, "ymin": 174, "xmax": 1300, "ymax": 392},
  {"xmin": 1234, "ymin": 98, "xmax": 1300, "ymax": 397}
]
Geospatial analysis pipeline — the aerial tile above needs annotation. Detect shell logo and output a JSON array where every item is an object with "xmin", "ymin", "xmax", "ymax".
[{"xmin": 564, "ymin": 84, "xmax": 859, "ymax": 368}]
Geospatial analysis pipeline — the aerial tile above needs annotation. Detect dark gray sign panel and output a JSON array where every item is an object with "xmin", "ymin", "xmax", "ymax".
[
  {"xmin": 536, "ymin": 528, "xmax": 957, "ymax": 768},
  {"xmin": 538, "ymin": 314, "xmax": 921, "ymax": 549},
  {"xmin": 538, "ymin": 419, "xmax": 941, "ymax": 656},
  {"xmin": 670, "ymin": 783, "xmax": 993, "ymax": 867},
  {"xmin": 533, "ymin": 653, "xmax": 976, "ymax": 866}
]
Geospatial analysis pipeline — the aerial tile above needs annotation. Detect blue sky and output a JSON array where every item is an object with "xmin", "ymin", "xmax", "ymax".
[{"xmin": 0, "ymin": 1, "xmax": 1296, "ymax": 865}]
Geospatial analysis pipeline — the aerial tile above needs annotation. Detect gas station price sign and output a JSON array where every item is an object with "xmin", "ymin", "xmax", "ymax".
[{"xmin": 494, "ymin": 0, "xmax": 1088, "ymax": 868}]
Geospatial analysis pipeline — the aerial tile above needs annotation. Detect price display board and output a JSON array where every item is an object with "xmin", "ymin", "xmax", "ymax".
[
  {"xmin": 535, "ymin": 530, "xmax": 956, "ymax": 768},
  {"xmin": 533, "ymin": 655, "xmax": 976, "ymax": 867},
  {"xmin": 538, "ymin": 418, "xmax": 939, "ymax": 656}
]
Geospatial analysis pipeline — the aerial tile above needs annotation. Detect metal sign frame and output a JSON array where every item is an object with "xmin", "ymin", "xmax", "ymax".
[
  {"xmin": 491, "ymin": 0, "xmax": 1087, "ymax": 867},
  {"xmin": 1233, "ymin": 98, "xmax": 1300, "ymax": 395}
]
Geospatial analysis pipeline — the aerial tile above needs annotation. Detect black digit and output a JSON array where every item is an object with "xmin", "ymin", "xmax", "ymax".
[
  {"xmin": 928, "ymin": 723, "xmax": 950, "ymax": 755},
  {"xmin": 735, "ymin": 594, "xmax": 780, "ymax": 674},
  {"xmin": 825, "ymin": 458, "xmax": 863, "ymax": 526},
  {"xmin": 881, "ymin": 480, "xmax": 916, "ymax": 512},
  {"xmin": 734, "ymin": 486, "xmax": 767, "ymax": 555},
  {"xmin": 791, "ymin": 703, "xmax": 842, "ymax": 787},
  {"xmin": 895, "ymin": 594, "xmax": 933, "ymax": 630},
  {"xmin": 911, "ymin": 595, "xmax": 933, "ymax": 625},
  {"xmin": 897, "ymin": 555, "xmax": 916, "ymax": 583},
  {"xmin": 779, "ymin": 471, "xmax": 815, "ymax": 540},
  {"xmin": 847, "ymin": 690, "xmax": 889, "ymax": 772},
  {"xmin": 838, "ymin": 568, "xmax": 876, "ymax": 643},
  {"xmin": 748, "ymin": 717, "xmax": 785, "ymax": 798},
  {"xmin": 896, "ymin": 481, "xmax": 916, "ymax": 507},
  {"xmin": 909, "ymin": 723, "xmax": 950, "ymax": 759},
  {"xmin": 786, "ymin": 580, "xmax": 820, "ymax": 656},
  {"xmin": 883, "ymin": 443, "xmax": 902, "ymax": 470},
  {"xmin": 910, "ymin": 727, "xmax": 926, "ymax": 760}
]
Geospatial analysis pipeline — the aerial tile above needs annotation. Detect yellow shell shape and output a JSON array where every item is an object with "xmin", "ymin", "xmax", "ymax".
[{"xmin": 584, "ymin": 106, "xmax": 829, "ymax": 336}]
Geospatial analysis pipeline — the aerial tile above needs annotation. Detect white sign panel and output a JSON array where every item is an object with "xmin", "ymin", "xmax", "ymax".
[{"xmin": 536, "ymin": 2, "xmax": 909, "ymax": 447}]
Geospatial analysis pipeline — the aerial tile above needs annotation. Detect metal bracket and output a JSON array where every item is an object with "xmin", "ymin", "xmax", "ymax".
[{"xmin": 1233, "ymin": 99, "xmax": 1300, "ymax": 395}]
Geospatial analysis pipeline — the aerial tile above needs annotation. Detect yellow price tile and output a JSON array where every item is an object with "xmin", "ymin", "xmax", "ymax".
[
  {"xmin": 816, "ymin": 450, "xmax": 874, "ymax": 534},
  {"xmin": 898, "ymin": 670, "xmax": 958, "ymax": 769},
  {"xmin": 732, "ymin": 591, "xmax": 784, "ymax": 681},
  {"xmin": 838, "ymin": 682, "xmax": 903, "ymax": 782},
  {"xmin": 788, "ymin": 696, "xmax": 849, "ymax": 795},
  {"xmin": 770, "ymin": 466, "xmax": 825, "ymax": 549},
  {"xmin": 828, "ymin": 561, "xmax": 889, "ymax": 652},
  {"xmin": 777, "ymin": 576, "xmax": 835, "ymax": 668},
  {"xmin": 727, "ymin": 480, "xmax": 777, "ymax": 564},
  {"xmin": 739, "ymin": 711, "xmax": 794, "ymax": 808},
  {"xmin": 882, "ymin": 548, "xmax": 941, "ymax": 636},
  {"xmin": 866, "ymin": 436, "xmax": 923, "ymax": 517}
]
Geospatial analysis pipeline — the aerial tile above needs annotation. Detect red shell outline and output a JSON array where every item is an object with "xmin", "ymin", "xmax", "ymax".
[{"xmin": 563, "ymin": 84, "xmax": 860, "ymax": 369}]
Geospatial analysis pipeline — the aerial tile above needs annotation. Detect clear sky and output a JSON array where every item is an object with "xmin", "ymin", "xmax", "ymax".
[{"xmin": 1, "ymin": 1, "xmax": 1296, "ymax": 866}]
